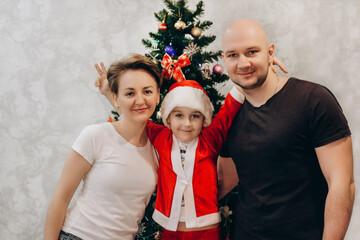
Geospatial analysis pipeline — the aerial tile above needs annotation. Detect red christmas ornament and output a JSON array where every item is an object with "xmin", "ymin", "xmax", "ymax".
[
  {"xmin": 158, "ymin": 22, "xmax": 167, "ymax": 30},
  {"xmin": 161, "ymin": 53, "xmax": 191, "ymax": 82},
  {"xmin": 212, "ymin": 64, "xmax": 224, "ymax": 75}
]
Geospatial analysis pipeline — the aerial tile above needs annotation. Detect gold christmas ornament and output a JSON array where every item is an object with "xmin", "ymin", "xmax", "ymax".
[
  {"xmin": 156, "ymin": 110, "xmax": 162, "ymax": 120},
  {"xmin": 190, "ymin": 26, "xmax": 202, "ymax": 38},
  {"xmin": 174, "ymin": 19, "xmax": 186, "ymax": 30}
]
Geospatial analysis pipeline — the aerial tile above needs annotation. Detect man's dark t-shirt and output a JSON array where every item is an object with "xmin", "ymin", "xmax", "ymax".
[{"xmin": 221, "ymin": 78, "xmax": 351, "ymax": 239}]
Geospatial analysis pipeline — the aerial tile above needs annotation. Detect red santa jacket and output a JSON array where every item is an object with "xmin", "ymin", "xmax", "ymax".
[{"xmin": 146, "ymin": 87, "xmax": 244, "ymax": 231}]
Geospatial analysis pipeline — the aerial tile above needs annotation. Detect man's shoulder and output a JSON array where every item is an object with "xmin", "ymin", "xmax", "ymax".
[
  {"xmin": 285, "ymin": 77, "xmax": 331, "ymax": 100},
  {"xmin": 288, "ymin": 77, "xmax": 323, "ymax": 90}
]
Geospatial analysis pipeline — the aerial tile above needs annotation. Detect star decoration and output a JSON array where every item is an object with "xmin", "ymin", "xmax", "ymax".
[{"xmin": 183, "ymin": 42, "xmax": 200, "ymax": 59}]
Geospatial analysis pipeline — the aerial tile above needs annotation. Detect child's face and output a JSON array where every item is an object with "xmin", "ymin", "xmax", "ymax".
[{"xmin": 167, "ymin": 107, "xmax": 204, "ymax": 143}]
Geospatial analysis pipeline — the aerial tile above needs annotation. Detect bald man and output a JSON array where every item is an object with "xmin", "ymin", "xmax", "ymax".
[{"xmin": 218, "ymin": 19, "xmax": 354, "ymax": 239}]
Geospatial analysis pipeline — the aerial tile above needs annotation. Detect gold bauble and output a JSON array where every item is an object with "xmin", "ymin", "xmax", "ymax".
[
  {"xmin": 156, "ymin": 110, "xmax": 162, "ymax": 120},
  {"xmin": 190, "ymin": 26, "xmax": 202, "ymax": 38},
  {"xmin": 174, "ymin": 20, "xmax": 186, "ymax": 30}
]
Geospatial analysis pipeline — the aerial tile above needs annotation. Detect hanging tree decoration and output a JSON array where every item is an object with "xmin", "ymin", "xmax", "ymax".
[
  {"xmin": 183, "ymin": 42, "xmax": 200, "ymax": 59},
  {"xmin": 161, "ymin": 53, "xmax": 191, "ymax": 82},
  {"xmin": 164, "ymin": 45, "xmax": 176, "ymax": 56},
  {"xmin": 156, "ymin": 110, "xmax": 162, "ymax": 120},
  {"xmin": 158, "ymin": 15, "xmax": 167, "ymax": 31},
  {"xmin": 174, "ymin": 18, "xmax": 186, "ymax": 30},
  {"xmin": 212, "ymin": 63, "xmax": 224, "ymax": 75},
  {"xmin": 202, "ymin": 63, "xmax": 212, "ymax": 79},
  {"xmin": 154, "ymin": 40, "xmax": 159, "ymax": 49},
  {"xmin": 174, "ymin": 10, "xmax": 186, "ymax": 30},
  {"xmin": 149, "ymin": 52, "xmax": 160, "ymax": 63},
  {"xmin": 159, "ymin": 22, "xmax": 167, "ymax": 31},
  {"xmin": 148, "ymin": 40, "xmax": 161, "ymax": 63},
  {"xmin": 190, "ymin": 25, "xmax": 202, "ymax": 38}
]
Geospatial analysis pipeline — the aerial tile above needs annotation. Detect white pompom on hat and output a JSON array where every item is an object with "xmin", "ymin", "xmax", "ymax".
[{"xmin": 161, "ymin": 80, "xmax": 214, "ymax": 128}]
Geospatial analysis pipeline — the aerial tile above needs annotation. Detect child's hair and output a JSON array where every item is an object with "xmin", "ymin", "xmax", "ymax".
[
  {"xmin": 160, "ymin": 80, "xmax": 214, "ymax": 128},
  {"xmin": 107, "ymin": 53, "xmax": 162, "ymax": 95}
]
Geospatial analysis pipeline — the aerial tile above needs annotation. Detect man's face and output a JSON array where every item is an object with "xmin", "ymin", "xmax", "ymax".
[{"xmin": 222, "ymin": 26, "xmax": 273, "ymax": 90}]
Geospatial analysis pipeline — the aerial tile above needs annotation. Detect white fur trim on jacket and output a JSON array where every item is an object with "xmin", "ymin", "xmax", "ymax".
[
  {"xmin": 151, "ymin": 136, "xmax": 221, "ymax": 231},
  {"xmin": 229, "ymin": 86, "xmax": 245, "ymax": 103}
]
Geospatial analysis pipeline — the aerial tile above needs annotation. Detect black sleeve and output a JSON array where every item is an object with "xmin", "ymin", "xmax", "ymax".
[
  {"xmin": 219, "ymin": 137, "xmax": 230, "ymax": 157},
  {"xmin": 307, "ymin": 85, "xmax": 351, "ymax": 148}
]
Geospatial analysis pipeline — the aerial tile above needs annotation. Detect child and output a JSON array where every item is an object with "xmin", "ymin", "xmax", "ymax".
[{"xmin": 146, "ymin": 80, "xmax": 244, "ymax": 240}]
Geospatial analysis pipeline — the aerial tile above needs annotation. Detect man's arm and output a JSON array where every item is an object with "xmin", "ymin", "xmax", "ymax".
[
  {"xmin": 94, "ymin": 62, "xmax": 118, "ymax": 110},
  {"xmin": 315, "ymin": 136, "xmax": 355, "ymax": 240},
  {"xmin": 217, "ymin": 156, "xmax": 239, "ymax": 199}
]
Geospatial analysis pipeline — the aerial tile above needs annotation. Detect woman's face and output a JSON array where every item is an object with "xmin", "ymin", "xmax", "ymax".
[{"xmin": 113, "ymin": 69, "xmax": 159, "ymax": 123}]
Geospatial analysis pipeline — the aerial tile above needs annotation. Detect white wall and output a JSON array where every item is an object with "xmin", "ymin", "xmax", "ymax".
[{"xmin": 0, "ymin": 0, "xmax": 359, "ymax": 239}]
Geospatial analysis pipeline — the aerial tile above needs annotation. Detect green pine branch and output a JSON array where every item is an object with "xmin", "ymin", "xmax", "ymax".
[
  {"xmin": 198, "ymin": 20, "xmax": 212, "ymax": 30},
  {"xmin": 194, "ymin": 35, "xmax": 216, "ymax": 48},
  {"xmin": 192, "ymin": 1, "xmax": 204, "ymax": 19},
  {"xmin": 200, "ymin": 50, "xmax": 223, "ymax": 62},
  {"xmin": 164, "ymin": 0, "xmax": 183, "ymax": 13},
  {"xmin": 142, "ymin": 39, "xmax": 153, "ymax": 49},
  {"xmin": 155, "ymin": 9, "xmax": 169, "ymax": 22}
]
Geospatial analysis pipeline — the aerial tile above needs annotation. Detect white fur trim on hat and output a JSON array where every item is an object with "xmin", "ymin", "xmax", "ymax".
[{"xmin": 161, "ymin": 84, "xmax": 214, "ymax": 128}]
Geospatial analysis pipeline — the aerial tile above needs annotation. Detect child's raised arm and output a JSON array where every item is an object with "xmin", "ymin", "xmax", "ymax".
[{"xmin": 202, "ymin": 86, "xmax": 244, "ymax": 152}]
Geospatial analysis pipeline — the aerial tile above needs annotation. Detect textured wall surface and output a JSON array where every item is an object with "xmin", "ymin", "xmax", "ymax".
[{"xmin": 0, "ymin": 0, "xmax": 359, "ymax": 239}]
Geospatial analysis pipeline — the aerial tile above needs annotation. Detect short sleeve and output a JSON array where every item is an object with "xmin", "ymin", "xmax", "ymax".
[
  {"xmin": 307, "ymin": 86, "xmax": 351, "ymax": 148},
  {"xmin": 72, "ymin": 125, "xmax": 98, "ymax": 164},
  {"xmin": 219, "ymin": 139, "xmax": 230, "ymax": 158}
]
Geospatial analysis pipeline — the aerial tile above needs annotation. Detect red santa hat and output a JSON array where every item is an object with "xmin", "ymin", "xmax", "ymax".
[{"xmin": 161, "ymin": 80, "xmax": 214, "ymax": 128}]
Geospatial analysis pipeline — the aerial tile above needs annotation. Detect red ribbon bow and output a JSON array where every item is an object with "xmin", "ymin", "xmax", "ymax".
[{"xmin": 161, "ymin": 53, "xmax": 191, "ymax": 82}]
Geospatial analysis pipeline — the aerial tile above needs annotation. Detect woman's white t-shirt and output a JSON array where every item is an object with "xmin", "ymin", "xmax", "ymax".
[{"xmin": 62, "ymin": 122, "xmax": 158, "ymax": 240}]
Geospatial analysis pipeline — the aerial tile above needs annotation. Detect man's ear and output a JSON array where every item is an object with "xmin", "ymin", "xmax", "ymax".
[
  {"xmin": 221, "ymin": 52, "xmax": 225, "ymax": 59},
  {"xmin": 268, "ymin": 43, "xmax": 275, "ymax": 63}
]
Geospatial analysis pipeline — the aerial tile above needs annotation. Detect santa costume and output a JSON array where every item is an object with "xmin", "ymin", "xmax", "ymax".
[{"xmin": 146, "ymin": 80, "xmax": 244, "ymax": 239}]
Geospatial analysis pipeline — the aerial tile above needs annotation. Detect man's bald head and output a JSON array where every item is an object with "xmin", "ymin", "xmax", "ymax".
[{"xmin": 222, "ymin": 19, "xmax": 269, "ymax": 51}]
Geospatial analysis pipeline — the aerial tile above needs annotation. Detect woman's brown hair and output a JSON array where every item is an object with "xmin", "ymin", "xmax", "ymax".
[{"xmin": 107, "ymin": 53, "xmax": 162, "ymax": 95}]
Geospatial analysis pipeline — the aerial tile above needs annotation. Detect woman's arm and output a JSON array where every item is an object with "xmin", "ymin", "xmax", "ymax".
[{"xmin": 43, "ymin": 150, "xmax": 92, "ymax": 240}]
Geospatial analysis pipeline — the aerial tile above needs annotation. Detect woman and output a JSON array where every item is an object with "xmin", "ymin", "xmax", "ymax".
[{"xmin": 44, "ymin": 53, "xmax": 161, "ymax": 240}]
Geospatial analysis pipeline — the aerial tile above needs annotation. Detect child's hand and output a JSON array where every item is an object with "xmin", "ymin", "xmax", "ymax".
[
  {"xmin": 94, "ymin": 62, "xmax": 110, "ymax": 96},
  {"xmin": 272, "ymin": 57, "xmax": 288, "ymax": 74}
]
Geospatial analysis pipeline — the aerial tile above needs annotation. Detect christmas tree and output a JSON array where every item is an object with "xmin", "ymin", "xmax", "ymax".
[
  {"xmin": 133, "ymin": 1, "xmax": 234, "ymax": 239},
  {"xmin": 142, "ymin": 0, "xmax": 229, "ymax": 124}
]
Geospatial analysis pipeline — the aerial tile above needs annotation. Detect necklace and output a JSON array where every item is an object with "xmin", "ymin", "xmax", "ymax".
[{"xmin": 273, "ymin": 74, "xmax": 280, "ymax": 96}]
